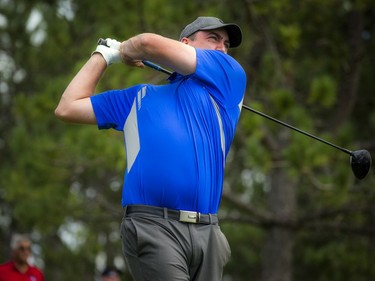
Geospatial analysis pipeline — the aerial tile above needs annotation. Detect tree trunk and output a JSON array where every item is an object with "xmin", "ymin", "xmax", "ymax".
[{"xmin": 262, "ymin": 163, "xmax": 296, "ymax": 281}]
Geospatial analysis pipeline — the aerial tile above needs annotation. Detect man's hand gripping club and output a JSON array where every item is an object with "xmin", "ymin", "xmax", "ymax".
[
  {"xmin": 92, "ymin": 38, "xmax": 122, "ymax": 65},
  {"xmin": 94, "ymin": 38, "xmax": 144, "ymax": 68}
]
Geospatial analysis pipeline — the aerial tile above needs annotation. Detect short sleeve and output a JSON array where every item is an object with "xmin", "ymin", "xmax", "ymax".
[{"xmin": 90, "ymin": 85, "xmax": 145, "ymax": 130}]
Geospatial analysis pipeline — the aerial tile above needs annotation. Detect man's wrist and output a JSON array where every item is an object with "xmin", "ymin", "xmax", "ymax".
[
  {"xmin": 92, "ymin": 43, "xmax": 121, "ymax": 65},
  {"xmin": 91, "ymin": 52, "xmax": 108, "ymax": 65}
]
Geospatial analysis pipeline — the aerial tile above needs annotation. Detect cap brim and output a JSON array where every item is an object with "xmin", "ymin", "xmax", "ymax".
[{"xmin": 200, "ymin": 23, "xmax": 242, "ymax": 48}]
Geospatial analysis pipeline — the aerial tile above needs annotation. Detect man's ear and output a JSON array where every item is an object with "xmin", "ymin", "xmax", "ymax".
[{"xmin": 181, "ymin": 37, "xmax": 190, "ymax": 45}]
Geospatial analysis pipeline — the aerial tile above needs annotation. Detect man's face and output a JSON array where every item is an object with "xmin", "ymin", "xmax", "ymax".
[
  {"xmin": 12, "ymin": 240, "xmax": 32, "ymax": 264},
  {"xmin": 184, "ymin": 28, "xmax": 230, "ymax": 53}
]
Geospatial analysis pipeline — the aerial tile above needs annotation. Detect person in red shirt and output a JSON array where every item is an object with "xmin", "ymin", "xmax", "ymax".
[{"xmin": 0, "ymin": 234, "xmax": 45, "ymax": 281}]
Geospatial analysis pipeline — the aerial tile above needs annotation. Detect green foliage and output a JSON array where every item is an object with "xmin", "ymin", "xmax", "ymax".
[
  {"xmin": 269, "ymin": 88, "xmax": 295, "ymax": 113},
  {"xmin": 223, "ymin": 223, "xmax": 263, "ymax": 280},
  {"xmin": 295, "ymin": 233, "xmax": 375, "ymax": 281},
  {"xmin": 278, "ymin": 24, "xmax": 301, "ymax": 53},
  {"xmin": 308, "ymin": 75, "xmax": 337, "ymax": 108}
]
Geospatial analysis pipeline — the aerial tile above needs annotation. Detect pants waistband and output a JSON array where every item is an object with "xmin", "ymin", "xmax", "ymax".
[{"xmin": 123, "ymin": 205, "xmax": 218, "ymax": 225}]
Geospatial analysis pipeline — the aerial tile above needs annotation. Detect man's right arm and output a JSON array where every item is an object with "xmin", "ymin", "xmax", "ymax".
[
  {"xmin": 55, "ymin": 33, "xmax": 197, "ymax": 124},
  {"xmin": 55, "ymin": 53, "xmax": 107, "ymax": 124}
]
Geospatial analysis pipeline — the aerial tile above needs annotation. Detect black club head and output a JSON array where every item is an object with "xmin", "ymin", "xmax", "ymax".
[{"xmin": 350, "ymin": 150, "xmax": 372, "ymax": 180}]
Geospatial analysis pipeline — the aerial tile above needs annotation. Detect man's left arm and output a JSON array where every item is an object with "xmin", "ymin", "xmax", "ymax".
[{"xmin": 119, "ymin": 33, "xmax": 197, "ymax": 76}]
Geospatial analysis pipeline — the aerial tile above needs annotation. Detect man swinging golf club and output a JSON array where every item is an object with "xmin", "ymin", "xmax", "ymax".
[{"xmin": 55, "ymin": 16, "xmax": 246, "ymax": 280}]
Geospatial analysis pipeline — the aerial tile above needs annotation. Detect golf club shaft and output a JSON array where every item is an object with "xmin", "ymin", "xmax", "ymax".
[
  {"xmin": 141, "ymin": 61, "xmax": 354, "ymax": 156},
  {"xmin": 95, "ymin": 41, "xmax": 354, "ymax": 157},
  {"xmin": 241, "ymin": 104, "xmax": 353, "ymax": 156},
  {"xmin": 140, "ymin": 61, "xmax": 354, "ymax": 157},
  {"xmin": 142, "ymin": 61, "xmax": 173, "ymax": 75}
]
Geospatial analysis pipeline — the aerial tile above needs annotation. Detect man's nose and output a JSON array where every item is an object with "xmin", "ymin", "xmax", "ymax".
[
  {"xmin": 215, "ymin": 41, "xmax": 228, "ymax": 53},
  {"xmin": 215, "ymin": 44, "xmax": 226, "ymax": 53}
]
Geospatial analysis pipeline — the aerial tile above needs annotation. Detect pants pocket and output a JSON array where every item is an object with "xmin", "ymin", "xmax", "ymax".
[{"xmin": 121, "ymin": 217, "xmax": 138, "ymax": 257}]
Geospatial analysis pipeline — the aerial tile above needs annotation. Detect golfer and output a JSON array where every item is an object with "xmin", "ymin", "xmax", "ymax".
[{"xmin": 55, "ymin": 16, "xmax": 246, "ymax": 281}]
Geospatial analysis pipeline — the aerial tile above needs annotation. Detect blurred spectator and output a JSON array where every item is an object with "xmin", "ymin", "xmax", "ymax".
[
  {"xmin": 0, "ymin": 233, "xmax": 45, "ymax": 281},
  {"xmin": 100, "ymin": 266, "xmax": 122, "ymax": 281}
]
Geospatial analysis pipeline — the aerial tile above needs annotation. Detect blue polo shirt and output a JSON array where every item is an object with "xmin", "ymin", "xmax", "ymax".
[{"xmin": 91, "ymin": 48, "xmax": 246, "ymax": 213}]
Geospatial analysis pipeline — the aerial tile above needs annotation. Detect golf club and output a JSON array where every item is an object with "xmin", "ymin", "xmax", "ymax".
[
  {"xmin": 241, "ymin": 105, "xmax": 372, "ymax": 180},
  {"xmin": 97, "ymin": 38, "xmax": 372, "ymax": 180}
]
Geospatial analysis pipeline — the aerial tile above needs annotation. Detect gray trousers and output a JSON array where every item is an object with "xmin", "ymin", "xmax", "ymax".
[{"xmin": 120, "ymin": 208, "xmax": 231, "ymax": 281}]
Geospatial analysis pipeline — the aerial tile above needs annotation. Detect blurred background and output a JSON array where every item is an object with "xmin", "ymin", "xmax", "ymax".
[{"xmin": 1, "ymin": 0, "xmax": 375, "ymax": 280}]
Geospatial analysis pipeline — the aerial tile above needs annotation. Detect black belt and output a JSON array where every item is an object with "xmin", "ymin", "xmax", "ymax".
[{"xmin": 124, "ymin": 205, "xmax": 218, "ymax": 225}]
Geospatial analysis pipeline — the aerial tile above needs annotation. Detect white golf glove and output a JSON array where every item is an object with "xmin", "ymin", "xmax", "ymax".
[{"xmin": 92, "ymin": 38, "xmax": 121, "ymax": 65}]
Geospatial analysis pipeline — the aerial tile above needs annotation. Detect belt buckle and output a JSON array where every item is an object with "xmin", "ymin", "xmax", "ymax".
[{"xmin": 179, "ymin": 210, "xmax": 200, "ymax": 223}]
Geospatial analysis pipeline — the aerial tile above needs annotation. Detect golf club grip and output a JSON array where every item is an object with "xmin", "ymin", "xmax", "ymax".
[{"xmin": 97, "ymin": 38, "xmax": 107, "ymax": 46}]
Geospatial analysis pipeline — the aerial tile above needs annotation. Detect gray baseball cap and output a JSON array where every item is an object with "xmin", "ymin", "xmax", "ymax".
[{"xmin": 179, "ymin": 16, "xmax": 242, "ymax": 48}]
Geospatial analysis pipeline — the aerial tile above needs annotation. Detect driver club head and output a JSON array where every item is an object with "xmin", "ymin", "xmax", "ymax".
[{"xmin": 350, "ymin": 150, "xmax": 372, "ymax": 180}]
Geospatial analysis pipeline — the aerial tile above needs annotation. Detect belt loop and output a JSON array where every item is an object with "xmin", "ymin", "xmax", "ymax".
[
  {"xmin": 163, "ymin": 208, "xmax": 168, "ymax": 219},
  {"xmin": 208, "ymin": 214, "xmax": 212, "ymax": 224},
  {"xmin": 123, "ymin": 206, "xmax": 128, "ymax": 216}
]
